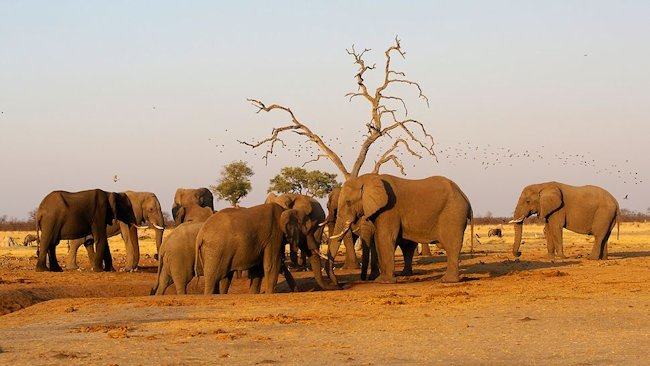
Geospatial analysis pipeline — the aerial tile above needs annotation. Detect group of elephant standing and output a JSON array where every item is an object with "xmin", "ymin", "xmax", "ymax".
[{"xmin": 32, "ymin": 173, "xmax": 621, "ymax": 295}]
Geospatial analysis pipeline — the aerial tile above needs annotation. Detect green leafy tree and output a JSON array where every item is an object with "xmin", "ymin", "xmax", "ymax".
[
  {"xmin": 211, "ymin": 161, "xmax": 254, "ymax": 207},
  {"xmin": 268, "ymin": 167, "xmax": 340, "ymax": 198}
]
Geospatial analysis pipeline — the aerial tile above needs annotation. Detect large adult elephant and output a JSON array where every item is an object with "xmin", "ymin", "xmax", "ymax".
[
  {"xmin": 172, "ymin": 188, "xmax": 214, "ymax": 225},
  {"xmin": 35, "ymin": 189, "xmax": 137, "ymax": 272},
  {"xmin": 328, "ymin": 174, "xmax": 473, "ymax": 284},
  {"xmin": 195, "ymin": 203, "xmax": 338, "ymax": 294},
  {"xmin": 265, "ymin": 192, "xmax": 326, "ymax": 269},
  {"xmin": 325, "ymin": 188, "xmax": 360, "ymax": 269},
  {"xmin": 66, "ymin": 191, "xmax": 165, "ymax": 271},
  {"xmin": 510, "ymin": 182, "xmax": 620, "ymax": 260}
]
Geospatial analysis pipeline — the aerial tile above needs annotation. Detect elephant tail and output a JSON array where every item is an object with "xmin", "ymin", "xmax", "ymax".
[
  {"xmin": 616, "ymin": 208, "xmax": 621, "ymax": 240},
  {"xmin": 194, "ymin": 236, "xmax": 204, "ymax": 286},
  {"xmin": 468, "ymin": 206, "xmax": 475, "ymax": 255},
  {"xmin": 150, "ymin": 252, "xmax": 164, "ymax": 296}
]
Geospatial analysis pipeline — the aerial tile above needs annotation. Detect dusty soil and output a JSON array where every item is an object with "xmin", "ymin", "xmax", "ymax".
[{"xmin": 0, "ymin": 224, "xmax": 648, "ymax": 365}]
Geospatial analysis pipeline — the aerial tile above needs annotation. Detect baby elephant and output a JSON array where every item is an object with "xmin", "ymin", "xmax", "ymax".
[{"xmin": 151, "ymin": 222, "xmax": 204, "ymax": 295}]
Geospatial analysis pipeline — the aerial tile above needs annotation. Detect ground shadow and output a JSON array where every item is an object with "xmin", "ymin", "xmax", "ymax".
[
  {"xmin": 608, "ymin": 251, "xmax": 650, "ymax": 259},
  {"xmin": 463, "ymin": 259, "xmax": 579, "ymax": 278}
]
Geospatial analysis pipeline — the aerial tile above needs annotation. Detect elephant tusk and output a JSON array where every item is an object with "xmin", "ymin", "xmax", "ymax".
[
  {"xmin": 318, "ymin": 252, "xmax": 328, "ymax": 260},
  {"xmin": 318, "ymin": 221, "xmax": 328, "ymax": 227},
  {"xmin": 509, "ymin": 217, "xmax": 525, "ymax": 224},
  {"xmin": 135, "ymin": 225, "xmax": 149, "ymax": 230},
  {"xmin": 153, "ymin": 224, "xmax": 164, "ymax": 230},
  {"xmin": 328, "ymin": 222, "xmax": 351, "ymax": 240}
]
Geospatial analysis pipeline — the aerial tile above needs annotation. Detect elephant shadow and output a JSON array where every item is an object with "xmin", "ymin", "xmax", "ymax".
[
  {"xmin": 608, "ymin": 251, "xmax": 650, "ymax": 259},
  {"xmin": 463, "ymin": 259, "xmax": 579, "ymax": 279}
]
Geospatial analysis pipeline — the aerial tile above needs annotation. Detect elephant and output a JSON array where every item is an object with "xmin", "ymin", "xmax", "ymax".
[
  {"xmin": 265, "ymin": 192, "xmax": 326, "ymax": 270},
  {"xmin": 324, "ymin": 188, "xmax": 360, "ymax": 269},
  {"xmin": 510, "ymin": 182, "xmax": 620, "ymax": 260},
  {"xmin": 172, "ymin": 188, "xmax": 214, "ymax": 226},
  {"xmin": 487, "ymin": 228, "xmax": 503, "ymax": 238},
  {"xmin": 150, "ymin": 222, "xmax": 204, "ymax": 295},
  {"xmin": 35, "ymin": 189, "xmax": 137, "ymax": 272},
  {"xmin": 195, "ymin": 203, "xmax": 338, "ymax": 294},
  {"xmin": 328, "ymin": 174, "xmax": 474, "ymax": 284},
  {"xmin": 66, "ymin": 191, "xmax": 165, "ymax": 270}
]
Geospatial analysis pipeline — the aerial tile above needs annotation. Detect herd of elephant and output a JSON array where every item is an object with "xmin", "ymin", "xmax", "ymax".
[{"xmin": 33, "ymin": 174, "xmax": 621, "ymax": 295}]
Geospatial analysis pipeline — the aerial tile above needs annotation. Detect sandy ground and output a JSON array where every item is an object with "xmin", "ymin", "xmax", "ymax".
[{"xmin": 0, "ymin": 224, "xmax": 648, "ymax": 365}]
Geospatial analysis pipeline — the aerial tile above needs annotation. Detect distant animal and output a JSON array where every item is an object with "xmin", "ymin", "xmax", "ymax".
[
  {"xmin": 23, "ymin": 234, "xmax": 39, "ymax": 246},
  {"xmin": 487, "ymin": 228, "xmax": 503, "ymax": 238},
  {"xmin": 510, "ymin": 182, "xmax": 620, "ymax": 259}
]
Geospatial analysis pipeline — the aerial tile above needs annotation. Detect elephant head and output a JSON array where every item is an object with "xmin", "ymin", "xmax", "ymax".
[
  {"xmin": 172, "ymin": 188, "xmax": 214, "ymax": 225},
  {"xmin": 279, "ymin": 208, "xmax": 338, "ymax": 290},
  {"xmin": 265, "ymin": 192, "xmax": 325, "ymax": 251},
  {"xmin": 124, "ymin": 191, "xmax": 165, "ymax": 253},
  {"xmin": 510, "ymin": 182, "xmax": 563, "ymax": 257},
  {"xmin": 108, "ymin": 192, "xmax": 138, "ymax": 226},
  {"xmin": 327, "ymin": 175, "xmax": 389, "ymax": 282}
]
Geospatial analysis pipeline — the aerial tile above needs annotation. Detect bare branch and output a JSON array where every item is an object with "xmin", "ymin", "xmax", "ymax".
[
  {"xmin": 373, "ymin": 138, "xmax": 423, "ymax": 175},
  {"xmin": 385, "ymin": 79, "xmax": 430, "ymax": 108},
  {"xmin": 301, "ymin": 154, "xmax": 329, "ymax": 167},
  {"xmin": 243, "ymin": 98, "xmax": 351, "ymax": 178},
  {"xmin": 379, "ymin": 95, "xmax": 409, "ymax": 116}
]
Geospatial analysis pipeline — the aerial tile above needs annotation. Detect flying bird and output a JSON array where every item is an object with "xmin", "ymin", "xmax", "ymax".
[
  {"xmin": 624, "ymin": 194, "xmax": 628, "ymax": 200},
  {"xmin": 113, "ymin": 175, "xmax": 119, "ymax": 183}
]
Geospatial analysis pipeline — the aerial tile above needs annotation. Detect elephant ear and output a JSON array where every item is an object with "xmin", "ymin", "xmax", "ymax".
[
  {"xmin": 361, "ymin": 176, "xmax": 389, "ymax": 218},
  {"xmin": 539, "ymin": 186, "xmax": 563, "ymax": 219},
  {"xmin": 356, "ymin": 217, "xmax": 375, "ymax": 244},
  {"xmin": 175, "ymin": 206, "xmax": 186, "ymax": 226},
  {"xmin": 108, "ymin": 192, "xmax": 119, "ymax": 222}
]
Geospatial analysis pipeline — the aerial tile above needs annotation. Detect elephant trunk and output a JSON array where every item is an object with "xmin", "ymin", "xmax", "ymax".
[
  {"xmin": 326, "ymin": 219, "xmax": 351, "ymax": 285},
  {"xmin": 154, "ymin": 227, "xmax": 164, "ymax": 255},
  {"xmin": 512, "ymin": 222, "xmax": 523, "ymax": 257},
  {"xmin": 310, "ymin": 249, "xmax": 339, "ymax": 290}
]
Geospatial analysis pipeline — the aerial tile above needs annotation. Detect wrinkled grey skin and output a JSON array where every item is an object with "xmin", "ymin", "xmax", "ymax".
[
  {"xmin": 66, "ymin": 191, "xmax": 165, "ymax": 271},
  {"xmin": 328, "ymin": 174, "xmax": 473, "ymax": 284},
  {"xmin": 511, "ymin": 182, "xmax": 620, "ymax": 260},
  {"xmin": 265, "ymin": 193, "xmax": 326, "ymax": 270},
  {"xmin": 196, "ymin": 203, "xmax": 337, "ymax": 295},
  {"xmin": 172, "ymin": 188, "xmax": 214, "ymax": 226},
  {"xmin": 151, "ymin": 222, "xmax": 204, "ymax": 295},
  {"xmin": 36, "ymin": 189, "xmax": 137, "ymax": 272},
  {"xmin": 325, "ymin": 188, "xmax": 360, "ymax": 269}
]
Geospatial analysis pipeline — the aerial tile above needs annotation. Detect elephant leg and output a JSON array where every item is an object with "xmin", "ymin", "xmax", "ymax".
[
  {"xmin": 248, "ymin": 264, "xmax": 264, "ymax": 294},
  {"xmin": 263, "ymin": 250, "xmax": 281, "ymax": 294},
  {"xmin": 589, "ymin": 213, "xmax": 615, "ymax": 260},
  {"xmin": 281, "ymin": 264, "xmax": 298, "ymax": 292},
  {"xmin": 36, "ymin": 227, "xmax": 57, "ymax": 271},
  {"xmin": 398, "ymin": 240, "xmax": 416, "ymax": 276},
  {"xmin": 66, "ymin": 238, "xmax": 85, "ymax": 270},
  {"xmin": 440, "ymin": 243, "xmax": 461, "ymax": 283},
  {"xmin": 102, "ymin": 242, "xmax": 114, "ymax": 271},
  {"xmin": 48, "ymin": 243, "xmax": 63, "ymax": 272},
  {"xmin": 84, "ymin": 238, "xmax": 96, "ymax": 264},
  {"xmin": 360, "ymin": 243, "xmax": 369, "ymax": 280},
  {"xmin": 544, "ymin": 222, "xmax": 564, "ymax": 259},
  {"xmin": 369, "ymin": 241, "xmax": 379, "ymax": 280},
  {"xmin": 374, "ymin": 225, "xmax": 398, "ymax": 284},
  {"xmin": 155, "ymin": 271, "xmax": 172, "ymax": 295},
  {"xmin": 342, "ymin": 233, "xmax": 360, "ymax": 269},
  {"xmin": 420, "ymin": 242, "xmax": 433, "ymax": 257},
  {"xmin": 121, "ymin": 223, "xmax": 139, "ymax": 271},
  {"xmin": 219, "ymin": 272, "xmax": 234, "ymax": 294}
]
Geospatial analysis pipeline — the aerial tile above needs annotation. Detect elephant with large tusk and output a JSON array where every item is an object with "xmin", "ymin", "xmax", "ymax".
[
  {"xmin": 511, "ymin": 182, "xmax": 620, "ymax": 260},
  {"xmin": 328, "ymin": 174, "xmax": 474, "ymax": 284},
  {"xmin": 66, "ymin": 191, "xmax": 166, "ymax": 271}
]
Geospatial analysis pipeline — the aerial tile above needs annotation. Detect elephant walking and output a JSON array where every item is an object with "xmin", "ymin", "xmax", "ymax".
[
  {"xmin": 328, "ymin": 174, "xmax": 473, "ymax": 284},
  {"xmin": 195, "ymin": 203, "xmax": 337, "ymax": 294},
  {"xmin": 510, "ymin": 182, "xmax": 620, "ymax": 259},
  {"xmin": 66, "ymin": 191, "xmax": 165, "ymax": 271},
  {"xmin": 35, "ymin": 189, "xmax": 137, "ymax": 272}
]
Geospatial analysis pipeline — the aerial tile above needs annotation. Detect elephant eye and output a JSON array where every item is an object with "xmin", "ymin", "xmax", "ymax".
[{"xmin": 346, "ymin": 200, "xmax": 352, "ymax": 207}]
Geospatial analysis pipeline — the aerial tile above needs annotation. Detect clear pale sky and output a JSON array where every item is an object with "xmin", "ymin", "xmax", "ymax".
[{"xmin": 1, "ymin": 1, "xmax": 648, "ymax": 219}]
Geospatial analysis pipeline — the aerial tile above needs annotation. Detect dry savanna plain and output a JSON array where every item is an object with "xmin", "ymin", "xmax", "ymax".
[{"xmin": 0, "ymin": 223, "xmax": 649, "ymax": 365}]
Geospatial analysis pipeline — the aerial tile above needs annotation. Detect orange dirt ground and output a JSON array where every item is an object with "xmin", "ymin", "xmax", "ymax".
[{"xmin": 0, "ymin": 224, "xmax": 648, "ymax": 365}]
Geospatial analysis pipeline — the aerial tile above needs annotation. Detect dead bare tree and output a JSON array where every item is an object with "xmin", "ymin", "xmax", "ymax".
[{"xmin": 241, "ymin": 37, "xmax": 436, "ymax": 180}]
